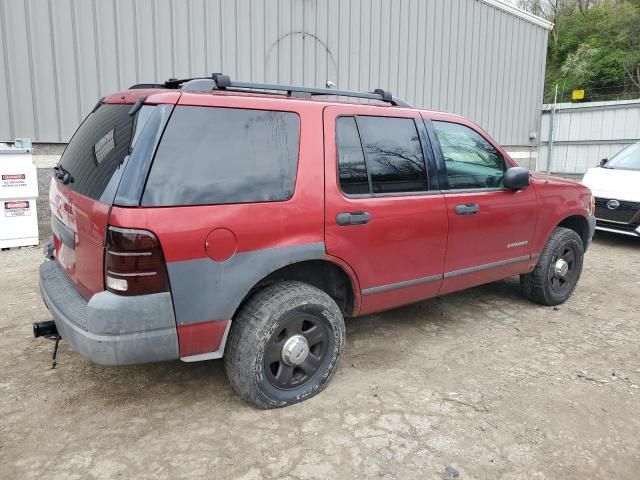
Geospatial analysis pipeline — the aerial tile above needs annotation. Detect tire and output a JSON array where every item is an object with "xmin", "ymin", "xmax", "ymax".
[
  {"xmin": 224, "ymin": 281, "xmax": 346, "ymax": 409},
  {"xmin": 520, "ymin": 227, "xmax": 584, "ymax": 306}
]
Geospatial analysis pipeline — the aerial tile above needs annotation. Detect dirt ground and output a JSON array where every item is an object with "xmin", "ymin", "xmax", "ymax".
[{"xmin": 1, "ymin": 172, "xmax": 639, "ymax": 479}]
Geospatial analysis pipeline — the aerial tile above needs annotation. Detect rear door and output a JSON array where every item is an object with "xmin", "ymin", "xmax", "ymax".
[
  {"xmin": 423, "ymin": 115, "xmax": 538, "ymax": 295},
  {"xmin": 50, "ymin": 94, "xmax": 176, "ymax": 298},
  {"xmin": 324, "ymin": 105, "xmax": 448, "ymax": 315}
]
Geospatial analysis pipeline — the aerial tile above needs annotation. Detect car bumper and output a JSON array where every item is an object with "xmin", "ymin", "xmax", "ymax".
[
  {"xmin": 594, "ymin": 220, "xmax": 640, "ymax": 237},
  {"xmin": 39, "ymin": 259, "xmax": 179, "ymax": 365},
  {"xmin": 586, "ymin": 214, "xmax": 597, "ymax": 250}
]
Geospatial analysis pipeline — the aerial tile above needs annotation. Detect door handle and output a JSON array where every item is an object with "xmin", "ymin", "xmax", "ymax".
[
  {"xmin": 455, "ymin": 203, "xmax": 480, "ymax": 215},
  {"xmin": 336, "ymin": 211, "xmax": 371, "ymax": 226}
]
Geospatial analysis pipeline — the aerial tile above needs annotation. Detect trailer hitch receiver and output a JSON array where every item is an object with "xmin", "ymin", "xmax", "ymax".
[{"xmin": 33, "ymin": 321, "xmax": 58, "ymax": 339}]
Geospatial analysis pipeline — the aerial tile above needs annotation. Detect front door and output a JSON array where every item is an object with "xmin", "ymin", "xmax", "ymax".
[
  {"xmin": 424, "ymin": 115, "xmax": 538, "ymax": 295},
  {"xmin": 323, "ymin": 105, "xmax": 448, "ymax": 315}
]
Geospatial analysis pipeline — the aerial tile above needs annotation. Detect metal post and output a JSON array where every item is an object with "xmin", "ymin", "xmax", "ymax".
[{"xmin": 546, "ymin": 84, "xmax": 558, "ymax": 174}]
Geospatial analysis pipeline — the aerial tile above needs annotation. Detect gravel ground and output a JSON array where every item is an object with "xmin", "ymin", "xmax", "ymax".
[{"xmin": 1, "ymin": 169, "xmax": 639, "ymax": 479}]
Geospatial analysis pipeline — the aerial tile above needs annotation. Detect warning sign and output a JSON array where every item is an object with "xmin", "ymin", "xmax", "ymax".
[
  {"xmin": 0, "ymin": 148, "xmax": 39, "ymax": 247},
  {"xmin": 1, "ymin": 173, "xmax": 27, "ymax": 188},
  {"xmin": 4, "ymin": 200, "xmax": 31, "ymax": 217}
]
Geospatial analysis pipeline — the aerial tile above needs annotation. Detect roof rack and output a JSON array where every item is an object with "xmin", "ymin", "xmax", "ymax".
[{"xmin": 130, "ymin": 73, "xmax": 411, "ymax": 107}]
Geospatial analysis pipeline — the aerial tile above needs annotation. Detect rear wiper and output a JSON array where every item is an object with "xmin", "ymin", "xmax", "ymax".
[{"xmin": 52, "ymin": 165, "xmax": 75, "ymax": 185}]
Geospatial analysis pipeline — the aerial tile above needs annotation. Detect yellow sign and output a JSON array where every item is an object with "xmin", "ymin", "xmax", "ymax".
[{"xmin": 572, "ymin": 89, "xmax": 585, "ymax": 100}]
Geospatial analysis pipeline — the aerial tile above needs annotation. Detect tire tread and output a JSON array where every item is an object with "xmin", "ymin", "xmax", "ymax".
[
  {"xmin": 520, "ymin": 227, "xmax": 584, "ymax": 306},
  {"xmin": 224, "ymin": 281, "xmax": 345, "ymax": 409}
]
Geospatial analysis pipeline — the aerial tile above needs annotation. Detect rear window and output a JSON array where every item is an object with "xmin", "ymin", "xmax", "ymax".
[
  {"xmin": 59, "ymin": 104, "xmax": 136, "ymax": 201},
  {"xmin": 142, "ymin": 106, "xmax": 300, "ymax": 206}
]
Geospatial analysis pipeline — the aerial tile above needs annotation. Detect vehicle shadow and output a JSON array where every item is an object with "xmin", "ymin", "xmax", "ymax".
[{"xmin": 43, "ymin": 276, "xmax": 529, "ymax": 409}]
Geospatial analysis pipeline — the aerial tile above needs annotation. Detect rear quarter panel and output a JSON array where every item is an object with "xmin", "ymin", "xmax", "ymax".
[{"xmin": 108, "ymin": 96, "xmax": 328, "ymax": 357}]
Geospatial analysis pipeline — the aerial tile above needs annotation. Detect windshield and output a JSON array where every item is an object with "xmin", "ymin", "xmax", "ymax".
[{"xmin": 606, "ymin": 143, "xmax": 640, "ymax": 171}]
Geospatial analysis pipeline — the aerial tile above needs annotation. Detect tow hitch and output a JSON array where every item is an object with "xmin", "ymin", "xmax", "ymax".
[
  {"xmin": 33, "ymin": 320, "xmax": 58, "ymax": 338},
  {"xmin": 33, "ymin": 321, "xmax": 61, "ymax": 368}
]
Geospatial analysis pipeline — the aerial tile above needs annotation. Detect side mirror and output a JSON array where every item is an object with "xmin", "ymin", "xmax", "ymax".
[
  {"xmin": 503, "ymin": 167, "xmax": 530, "ymax": 190},
  {"xmin": 598, "ymin": 158, "xmax": 608, "ymax": 167}
]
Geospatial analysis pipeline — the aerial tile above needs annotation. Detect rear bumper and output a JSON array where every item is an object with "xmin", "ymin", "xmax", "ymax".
[{"xmin": 39, "ymin": 259, "xmax": 179, "ymax": 365}]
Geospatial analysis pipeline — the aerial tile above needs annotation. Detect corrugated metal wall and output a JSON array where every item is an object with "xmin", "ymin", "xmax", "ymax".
[
  {"xmin": 539, "ymin": 100, "xmax": 640, "ymax": 174},
  {"xmin": 0, "ymin": 0, "xmax": 549, "ymax": 146}
]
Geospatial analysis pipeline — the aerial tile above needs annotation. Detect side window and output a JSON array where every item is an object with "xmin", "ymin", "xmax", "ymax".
[
  {"xmin": 432, "ymin": 121, "xmax": 506, "ymax": 190},
  {"xmin": 358, "ymin": 116, "xmax": 428, "ymax": 194},
  {"xmin": 336, "ymin": 116, "xmax": 428, "ymax": 195},
  {"xmin": 142, "ymin": 106, "xmax": 300, "ymax": 206},
  {"xmin": 336, "ymin": 117, "xmax": 369, "ymax": 195}
]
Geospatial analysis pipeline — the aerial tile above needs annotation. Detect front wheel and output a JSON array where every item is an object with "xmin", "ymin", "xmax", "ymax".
[
  {"xmin": 520, "ymin": 227, "xmax": 584, "ymax": 306},
  {"xmin": 224, "ymin": 281, "xmax": 345, "ymax": 409}
]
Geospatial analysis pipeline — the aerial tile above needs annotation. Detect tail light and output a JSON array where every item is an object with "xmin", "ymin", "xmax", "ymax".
[{"xmin": 105, "ymin": 226, "xmax": 170, "ymax": 295}]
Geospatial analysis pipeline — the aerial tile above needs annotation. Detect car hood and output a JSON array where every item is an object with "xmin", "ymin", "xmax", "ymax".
[{"xmin": 581, "ymin": 167, "xmax": 640, "ymax": 202}]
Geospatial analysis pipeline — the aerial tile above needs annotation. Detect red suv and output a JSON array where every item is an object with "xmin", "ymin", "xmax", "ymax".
[{"xmin": 37, "ymin": 74, "xmax": 595, "ymax": 408}]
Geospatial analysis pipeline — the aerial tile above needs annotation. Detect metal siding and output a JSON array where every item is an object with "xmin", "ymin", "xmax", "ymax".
[
  {"xmin": 0, "ymin": 0, "xmax": 548, "ymax": 145},
  {"xmin": 73, "ymin": 0, "xmax": 99, "ymax": 124},
  {"xmin": 466, "ymin": 0, "xmax": 480, "ymax": 122},
  {"xmin": 3, "ymin": 0, "xmax": 36, "ymax": 139},
  {"xmin": 117, "ymin": 1, "xmax": 137, "ymax": 88},
  {"xmin": 398, "ymin": 0, "xmax": 409, "ymax": 100},
  {"xmin": 172, "ymin": 0, "xmax": 190, "ymax": 77},
  {"xmin": 377, "ymin": 0, "xmax": 389, "ymax": 95},
  {"xmin": 94, "ymin": 1, "xmax": 118, "ymax": 95},
  {"xmin": 221, "ymin": 0, "xmax": 236, "ymax": 78},
  {"xmin": 493, "ymin": 14, "xmax": 514, "ymax": 140},
  {"xmin": 0, "ymin": 1, "xmax": 11, "ymax": 140},
  {"xmin": 522, "ymin": 25, "xmax": 537, "ymax": 143},
  {"xmin": 389, "ymin": 0, "xmax": 400, "ymax": 95},
  {"xmin": 459, "ymin": 0, "xmax": 471, "ymax": 118},
  {"xmin": 27, "ymin": 0, "xmax": 56, "ymax": 142},
  {"xmin": 540, "ymin": 100, "xmax": 640, "ymax": 173},
  {"xmin": 188, "ymin": 0, "xmax": 206, "ymax": 77},
  {"xmin": 154, "ymin": 0, "xmax": 173, "ymax": 80},
  {"xmin": 477, "ymin": 4, "xmax": 490, "ymax": 129},
  {"xmin": 516, "ymin": 18, "xmax": 529, "ymax": 145},
  {"xmin": 368, "ymin": 0, "xmax": 380, "ymax": 93}
]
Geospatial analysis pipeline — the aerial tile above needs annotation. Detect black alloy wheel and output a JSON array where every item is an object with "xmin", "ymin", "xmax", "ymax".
[
  {"xmin": 264, "ymin": 313, "xmax": 330, "ymax": 390},
  {"xmin": 548, "ymin": 242, "xmax": 580, "ymax": 293}
]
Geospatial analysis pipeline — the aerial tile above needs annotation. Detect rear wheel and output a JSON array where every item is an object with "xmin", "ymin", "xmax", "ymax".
[
  {"xmin": 224, "ymin": 281, "xmax": 345, "ymax": 409},
  {"xmin": 520, "ymin": 227, "xmax": 584, "ymax": 306}
]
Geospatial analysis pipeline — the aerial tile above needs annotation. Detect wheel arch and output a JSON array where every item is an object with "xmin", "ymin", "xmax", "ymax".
[
  {"xmin": 533, "ymin": 212, "xmax": 591, "ymax": 258},
  {"xmin": 556, "ymin": 214, "xmax": 591, "ymax": 250},
  {"xmin": 173, "ymin": 243, "xmax": 363, "ymax": 361},
  {"xmin": 235, "ymin": 258, "xmax": 361, "ymax": 319}
]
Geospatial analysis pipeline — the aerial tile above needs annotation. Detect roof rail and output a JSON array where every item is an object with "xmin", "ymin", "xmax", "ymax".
[{"xmin": 130, "ymin": 73, "xmax": 411, "ymax": 107}]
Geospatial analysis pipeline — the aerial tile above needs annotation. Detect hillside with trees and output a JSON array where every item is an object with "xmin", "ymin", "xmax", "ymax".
[{"xmin": 516, "ymin": 0, "xmax": 640, "ymax": 102}]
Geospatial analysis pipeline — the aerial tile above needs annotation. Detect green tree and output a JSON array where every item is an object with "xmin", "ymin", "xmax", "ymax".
[{"xmin": 519, "ymin": 0, "xmax": 640, "ymax": 101}]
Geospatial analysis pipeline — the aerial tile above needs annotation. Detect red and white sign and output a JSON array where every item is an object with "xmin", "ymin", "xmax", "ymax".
[
  {"xmin": 4, "ymin": 200, "xmax": 31, "ymax": 217},
  {"xmin": 1, "ymin": 173, "xmax": 27, "ymax": 188},
  {"xmin": 2, "ymin": 174, "xmax": 26, "ymax": 180}
]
